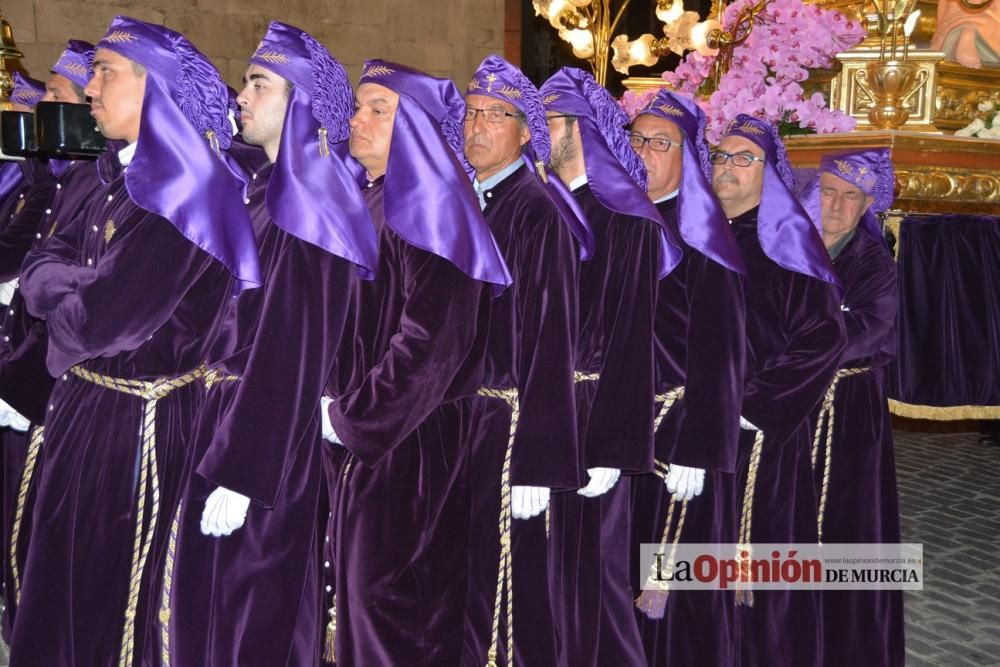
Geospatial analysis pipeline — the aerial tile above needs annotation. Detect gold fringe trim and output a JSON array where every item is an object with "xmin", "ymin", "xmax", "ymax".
[
  {"xmin": 887, "ymin": 399, "xmax": 1000, "ymax": 421},
  {"xmin": 323, "ymin": 596, "xmax": 337, "ymax": 663}
]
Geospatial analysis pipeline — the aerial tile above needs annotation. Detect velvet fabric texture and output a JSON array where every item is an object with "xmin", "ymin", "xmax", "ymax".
[
  {"xmin": 887, "ymin": 214, "xmax": 1000, "ymax": 409},
  {"xmin": 11, "ymin": 148, "xmax": 233, "ymax": 666},
  {"xmin": 729, "ymin": 205, "xmax": 846, "ymax": 666},
  {"xmin": 0, "ymin": 158, "xmax": 101, "ymax": 638},
  {"xmin": 547, "ymin": 185, "xmax": 660, "ymax": 667},
  {"xmin": 324, "ymin": 178, "xmax": 489, "ymax": 665},
  {"xmin": 630, "ymin": 196, "xmax": 746, "ymax": 665},
  {"xmin": 810, "ymin": 229, "xmax": 905, "ymax": 666},
  {"xmin": 459, "ymin": 164, "xmax": 580, "ymax": 667},
  {"xmin": 169, "ymin": 161, "xmax": 356, "ymax": 666}
]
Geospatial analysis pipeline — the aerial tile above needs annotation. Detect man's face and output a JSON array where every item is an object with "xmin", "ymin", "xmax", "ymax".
[
  {"xmin": 546, "ymin": 112, "xmax": 580, "ymax": 177},
  {"xmin": 84, "ymin": 48, "xmax": 145, "ymax": 143},
  {"xmin": 236, "ymin": 64, "xmax": 289, "ymax": 153},
  {"xmin": 819, "ymin": 171, "xmax": 873, "ymax": 243},
  {"xmin": 464, "ymin": 93, "xmax": 529, "ymax": 182},
  {"xmin": 711, "ymin": 135, "xmax": 765, "ymax": 210},
  {"xmin": 630, "ymin": 114, "xmax": 683, "ymax": 200},
  {"xmin": 349, "ymin": 83, "xmax": 398, "ymax": 178},
  {"xmin": 41, "ymin": 73, "xmax": 85, "ymax": 104}
]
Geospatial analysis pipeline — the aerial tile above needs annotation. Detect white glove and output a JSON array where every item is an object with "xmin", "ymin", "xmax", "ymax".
[
  {"xmin": 320, "ymin": 396, "xmax": 343, "ymax": 445},
  {"xmin": 0, "ymin": 278, "xmax": 17, "ymax": 306},
  {"xmin": 0, "ymin": 398, "xmax": 30, "ymax": 432},
  {"xmin": 511, "ymin": 485, "xmax": 550, "ymax": 520},
  {"xmin": 200, "ymin": 486, "xmax": 251, "ymax": 537},
  {"xmin": 739, "ymin": 416, "xmax": 759, "ymax": 431},
  {"xmin": 664, "ymin": 464, "xmax": 705, "ymax": 501},
  {"xmin": 577, "ymin": 467, "xmax": 621, "ymax": 498}
]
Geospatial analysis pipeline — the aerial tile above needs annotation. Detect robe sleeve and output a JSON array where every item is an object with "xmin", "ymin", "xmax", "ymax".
[
  {"xmin": 327, "ymin": 234, "xmax": 482, "ymax": 468},
  {"xmin": 196, "ymin": 238, "xmax": 355, "ymax": 509},
  {"xmin": 585, "ymin": 217, "xmax": 660, "ymax": 474},
  {"xmin": 669, "ymin": 255, "xmax": 746, "ymax": 474},
  {"xmin": 510, "ymin": 212, "xmax": 581, "ymax": 489},
  {"xmin": 740, "ymin": 273, "xmax": 847, "ymax": 446},
  {"xmin": 841, "ymin": 252, "xmax": 897, "ymax": 363},
  {"xmin": 20, "ymin": 215, "xmax": 224, "ymax": 376},
  {"xmin": 0, "ymin": 321, "xmax": 52, "ymax": 424},
  {"xmin": 0, "ymin": 187, "xmax": 53, "ymax": 281}
]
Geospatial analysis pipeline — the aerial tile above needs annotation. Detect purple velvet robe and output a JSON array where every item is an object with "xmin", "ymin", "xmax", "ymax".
[
  {"xmin": 0, "ymin": 158, "xmax": 101, "ymax": 638},
  {"xmin": 169, "ymin": 161, "xmax": 356, "ymax": 666},
  {"xmin": 547, "ymin": 183, "xmax": 659, "ymax": 667},
  {"xmin": 323, "ymin": 177, "xmax": 489, "ymax": 666},
  {"xmin": 459, "ymin": 164, "xmax": 580, "ymax": 667},
  {"xmin": 811, "ymin": 229, "xmax": 904, "ymax": 666},
  {"xmin": 10, "ymin": 149, "xmax": 234, "ymax": 666},
  {"xmin": 630, "ymin": 195, "xmax": 746, "ymax": 666},
  {"xmin": 729, "ymin": 206, "xmax": 846, "ymax": 667}
]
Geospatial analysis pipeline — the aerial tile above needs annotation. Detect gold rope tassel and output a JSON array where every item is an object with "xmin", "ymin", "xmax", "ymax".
[
  {"xmin": 158, "ymin": 503, "xmax": 182, "ymax": 666},
  {"xmin": 634, "ymin": 386, "xmax": 687, "ymax": 619},
  {"xmin": 323, "ymin": 595, "xmax": 337, "ymax": 663},
  {"xmin": 477, "ymin": 387, "xmax": 519, "ymax": 667},
  {"xmin": 70, "ymin": 364, "xmax": 205, "ymax": 667},
  {"xmin": 811, "ymin": 367, "xmax": 869, "ymax": 544},
  {"xmin": 735, "ymin": 430, "xmax": 764, "ymax": 607},
  {"xmin": 9, "ymin": 425, "xmax": 44, "ymax": 605}
]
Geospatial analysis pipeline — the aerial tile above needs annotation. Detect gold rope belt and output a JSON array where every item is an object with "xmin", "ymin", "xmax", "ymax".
[
  {"xmin": 9, "ymin": 425, "xmax": 44, "ymax": 606},
  {"xmin": 811, "ymin": 367, "xmax": 870, "ymax": 544},
  {"xmin": 735, "ymin": 429, "xmax": 765, "ymax": 607},
  {"xmin": 636, "ymin": 386, "xmax": 686, "ymax": 618},
  {"xmin": 69, "ymin": 363, "xmax": 207, "ymax": 667}
]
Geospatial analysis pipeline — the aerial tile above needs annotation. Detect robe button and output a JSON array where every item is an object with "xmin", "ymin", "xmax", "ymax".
[
  {"xmin": 18, "ymin": 194, "xmax": 24, "ymax": 200},
  {"xmin": 2, "ymin": 336, "xmax": 8, "ymax": 342},
  {"xmin": 49, "ymin": 404, "xmax": 54, "ymax": 412},
  {"xmin": 486, "ymin": 192, "xmax": 492, "ymax": 198},
  {"xmin": 62, "ymin": 374, "xmax": 68, "ymax": 381},
  {"xmin": 325, "ymin": 585, "xmax": 332, "ymax": 593},
  {"xmin": 324, "ymin": 560, "xmax": 330, "ymax": 568},
  {"xmin": 45, "ymin": 208, "xmax": 52, "ymax": 215},
  {"xmin": 252, "ymin": 173, "xmax": 257, "ymax": 180},
  {"xmin": 86, "ymin": 258, "xmax": 93, "ymax": 266},
  {"xmin": 35, "ymin": 233, "xmax": 41, "ymax": 239},
  {"xmin": 324, "ymin": 535, "xmax": 330, "ymax": 543},
  {"xmin": 244, "ymin": 198, "xmax": 250, "ymax": 205},
  {"xmin": 56, "ymin": 183, "xmax": 62, "ymax": 190},
  {"xmin": 7, "ymin": 308, "xmax": 12, "ymax": 315},
  {"xmin": 92, "ymin": 225, "xmax": 99, "ymax": 232},
  {"xmin": 107, "ymin": 194, "xmax": 114, "ymax": 202}
]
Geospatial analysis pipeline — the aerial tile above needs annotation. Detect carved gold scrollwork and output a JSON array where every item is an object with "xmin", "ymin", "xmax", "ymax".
[{"xmin": 895, "ymin": 167, "xmax": 1000, "ymax": 203}]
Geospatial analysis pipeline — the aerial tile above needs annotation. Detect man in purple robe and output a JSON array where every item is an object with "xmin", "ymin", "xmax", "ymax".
[
  {"xmin": 626, "ymin": 90, "xmax": 747, "ymax": 665},
  {"xmin": 712, "ymin": 114, "xmax": 846, "ymax": 666},
  {"xmin": 801, "ymin": 149, "xmax": 904, "ymax": 666},
  {"xmin": 166, "ymin": 21, "xmax": 378, "ymax": 667},
  {"xmin": 10, "ymin": 16, "xmax": 260, "ymax": 666},
  {"xmin": 459, "ymin": 55, "xmax": 596, "ymax": 667},
  {"xmin": 320, "ymin": 59, "xmax": 511, "ymax": 666},
  {"xmin": 0, "ymin": 40, "xmax": 104, "ymax": 637},
  {"xmin": 539, "ymin": 67, "xmax": 682, "ymax": 667}
]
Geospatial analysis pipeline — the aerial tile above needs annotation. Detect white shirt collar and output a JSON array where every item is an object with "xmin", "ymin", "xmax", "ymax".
[
  {"xmin": 653, "ymin": 188, "xmax": 679, "ymax": 204},
  {"xmin": 118, "ymin": 142, "xmax": 138, "ymax": 167},
  {"xmin": 568, "ymin": 174, "xmax": 588, "ymax": 192}
]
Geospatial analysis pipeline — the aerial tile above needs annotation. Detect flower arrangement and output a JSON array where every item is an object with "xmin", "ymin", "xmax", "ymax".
[
  {"xmin": 954, "ymin": 101, "xmax": 1000, "ymax": 139},
  {"xmin": 621, "ymin": 0, "xmax": 865, "ymax": 142}
]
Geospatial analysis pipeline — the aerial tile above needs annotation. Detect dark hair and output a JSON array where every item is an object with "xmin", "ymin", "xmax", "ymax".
[{"xmin": 285, "ymin": 80, "xmax": 293, "ymax": 98}]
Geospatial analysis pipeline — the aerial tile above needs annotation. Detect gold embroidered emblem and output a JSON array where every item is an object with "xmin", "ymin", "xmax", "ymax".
[
  {"xmin": 834, "ymin": 159, "xmax": 853, "ymax": 177},
  {"xmin": 103, "ymin": 30, "xmax": 137, "ymax": 44},
  {"xmin": 496, "ymin": 86, "xmax": 522, "ymax": 100},
  {"xmin": 656, "ymin": 104, "xmax": 685, "ymax": 118},
  {"xmin": 254, "ymin": 49, "xmax": 288, "ymax": 64},
  {"xmin": 11, "ymin": 90, "xmax": 41, "ymax": 104},
  {"xmin": 46, "ymin": 221, "xmax": 58, "ymax": 240},
  {"xmin": 486, "ymin": 73, "xmax": 497, "ymax": 92},
  {"xmin": 104, "ymin": 220, "xmax": 116, "ymax": 243},
  {"xmin": 467, "ymin": 78, "xmax": 482, "ymax": 92},
  {"xmin": 733, "ymin": 121, "xmax": 765, "ymax": 136},
  {"xmin": 362, "ymin": 64, "xmax": 395, "ymax": 78},
  {"xmin": 59, "ymin": 62, "xmax": 89, "ymax": 78},
  {"xmin": 543, "ymin": 93, "xmax": 561, "ymax": 105},
  {"xmin": 14, "ymin": 199, "xmax": 25, "ymax": 216}
]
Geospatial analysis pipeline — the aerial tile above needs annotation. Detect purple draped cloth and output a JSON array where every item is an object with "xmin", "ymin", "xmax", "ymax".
[
  {"xmin": 887, "ymin": 214, "xmax": 1000, "ymax": 410},
  {"xmin": 323, "ymin": 178, "xmax": 489, "ymax": 665},
  {"xmin": 630, "ymin": 195, "xmax": 746, "ymax": 665},
  {"xmin": 729, "ymin": 205, "xmax": 845, "ymax": 666},
  {"xmin": 0, "ymin": 158, "xmax": 101, "ymax": 638},
  {"xmin": 0, "ymin": 163, "xmax": 23, "ymax": 204},
  {"xmin": 810, "ymin": 229, "xmax": 904, "ymax": 666},
  {"xmin": 9, "ymin": 73, "xmax": 44, "ymax": 108},
  {"xmin": 459, "ymin": 163, "xmax": 580, "ymax": 666},
  {"xmin": 169, "ymin": 161, "xmax": 356, "ymax": 665},
  {"xmin": 51, "ymin": 39, "xmax": 96, "ymax": 89},
  {"xmin": 547, "ymin": 185, "xmax": 661, "ymax": 667},
  {"xmin": 11, "ymin": 146, "xmax": 234, "ymax": 665}
]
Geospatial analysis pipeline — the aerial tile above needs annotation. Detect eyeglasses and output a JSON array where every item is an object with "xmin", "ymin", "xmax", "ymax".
[
  {"xmin": 709, "ymin": 150, "xmax": 764, "ymax": 167},
  {"xmin": 465, "ymin": 107, "xmax": 523, "ymax": 124},
  {"xmin": 628, "ymin": 133, "xmax": 677, "ymax": 153}
]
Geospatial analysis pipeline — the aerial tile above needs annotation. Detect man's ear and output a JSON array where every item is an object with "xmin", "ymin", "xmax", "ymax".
[
  {"xmin": 864, "ymin": 195, "xmax": 874, "ymax": 214},
  {"xmin": 520, "ymin": 123, "xmax": 531, "ymax": 148}
]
